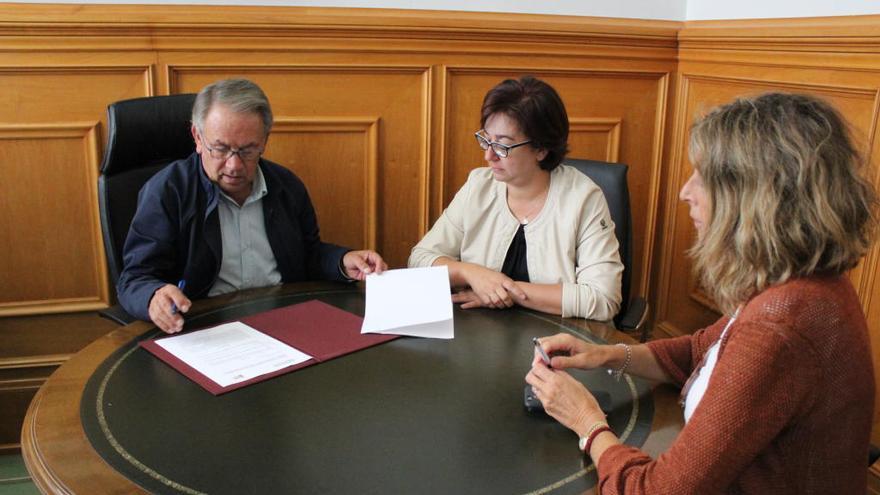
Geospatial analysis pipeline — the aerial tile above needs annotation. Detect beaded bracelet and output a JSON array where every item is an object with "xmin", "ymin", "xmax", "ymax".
[{"xmin": 606, "ymin": 343, "xmax": 631, "ymax": 382}]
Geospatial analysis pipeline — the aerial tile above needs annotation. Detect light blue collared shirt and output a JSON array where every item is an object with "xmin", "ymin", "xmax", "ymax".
[{"xmin": 208, "ymin": 167, "xmax": 282, "ymax": 297}]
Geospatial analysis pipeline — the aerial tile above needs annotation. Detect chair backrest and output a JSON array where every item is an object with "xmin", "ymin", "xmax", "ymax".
[
  {"xmin": 563, "ymin": 159, "xmax": 633, "ymax": 325},
  {"xmin": 98, "ymin": 94, "xmax": 197, "ymax": 284}
]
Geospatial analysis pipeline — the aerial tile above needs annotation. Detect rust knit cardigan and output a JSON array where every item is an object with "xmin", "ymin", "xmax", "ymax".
[{"xmin": 598, "ymin": 275, "xmax": 874, "ymax": 494}]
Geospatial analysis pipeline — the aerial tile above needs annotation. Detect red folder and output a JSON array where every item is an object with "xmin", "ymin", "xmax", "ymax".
[{"xmin": 140, "ymin": 299, "xmax": 400, "ymax": 395}]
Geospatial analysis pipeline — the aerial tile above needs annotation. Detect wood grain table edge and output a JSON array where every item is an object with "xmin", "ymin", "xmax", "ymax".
[
  {"xmin": 19, "ymin": 283, "xmax": 682, "ymax": 494},
  {"xmin": 22, "ymin": 322, "xmax": 150, "ymax": 494}
]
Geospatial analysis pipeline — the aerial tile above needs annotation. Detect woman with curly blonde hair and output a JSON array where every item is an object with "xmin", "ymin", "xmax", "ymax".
[{"xmin": 527, "ymin": 92, "xmax": 878, "ymax": 494}]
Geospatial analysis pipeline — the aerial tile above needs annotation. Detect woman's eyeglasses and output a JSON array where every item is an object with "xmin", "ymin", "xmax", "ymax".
[{"xmin": 474, "ymin": 130, "xmax": 531, "ymax": 158}]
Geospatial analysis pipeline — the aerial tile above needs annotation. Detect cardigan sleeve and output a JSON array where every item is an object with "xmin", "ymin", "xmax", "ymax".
[
  {"xmin": 561, "ymin": 185, "xmax": 623, "ymax": 320},
  {"xmin": 408, "ymin": 173, "xmax": 471, "ymax": 268},
  {"xmin": 645, "ymin": 317, "xmax": 729, "ymax": 387},
  {"xmin": 597, "ymin": 318, "xmax": 819, "ymax": 494}
]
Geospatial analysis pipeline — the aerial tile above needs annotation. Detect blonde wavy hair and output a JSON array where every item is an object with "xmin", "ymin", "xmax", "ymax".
[{"xmin": 688, "ymin": 92, "xmax": 878, "ymax": 314}]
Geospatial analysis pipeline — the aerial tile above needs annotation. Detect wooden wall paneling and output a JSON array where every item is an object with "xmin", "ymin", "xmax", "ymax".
[
  {"xmin": 568, "ymin": 118, "xmax": 622, "ymax": 163},
  {"xmin": 870, "ymin": 461, "xmax": 880, "ymax": 495},
  {"xmin": 0, "ymin": 357, "xmax": 65, "ymax": 454},
  {"xmin": 0, "ymin": 66, "xmax": 155, "ymax": 147},
  {"xmin": 428, "ymin": 65, "xmax": 448, "ymax": 228},
  {"xmin": 0, "ymin": 66, "xmax": 153, "ymax": 316},
  {"xmin": 0, "ymin": 4, "xmax": 680, "ymax": 57},
  {"xmin": 168, "ymin": 65, "xmax": 431, "ymax": 269},
  {"xmin": 0, "ymin": 123, "xmax": 108, "ymax": 316},
  {"xmin": 0, "ymin": 62, "xmax": 155, "ymax": 448},
  {"xmin": 420, "ymin": 65, "xmax": 434, "ymax": 236},
  {"xmin": 855, "ymin": 91, "xmax": 880, "ymax": 449},
  {"xmin": 443, "ymin": 67, "xmax": 671, "ymax": 302},
  {"xmin": 652, "ymin": 70, "xmax": 694, "ymax": 339},
  {"xmin": 654, "ymin": 74, "xmax": 880, "ymax": 340},
  {"xmin": 865, "ymin": 252, "xmax": 880, "ymax": 447},
  {"xmin": 269, "ymin": 118, "xmax": 379, "ymax": 250},
  {"xmin": 0, "ymin": 311, "xmax": 118, "ymax": 451}
]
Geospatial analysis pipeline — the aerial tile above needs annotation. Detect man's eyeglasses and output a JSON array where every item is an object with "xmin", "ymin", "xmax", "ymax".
[
  {"xmin": 474, "ymin": 130, "xmax": 532, "ymax": 158},
  {"xmin": 200, "ymin": 134, "xmax": 263, "ymax": 163}
]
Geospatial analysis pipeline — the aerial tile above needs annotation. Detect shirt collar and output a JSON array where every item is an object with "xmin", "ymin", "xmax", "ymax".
[{"xmin": 218, "ymin": 164, "xmax": 268, "ymax": 207}]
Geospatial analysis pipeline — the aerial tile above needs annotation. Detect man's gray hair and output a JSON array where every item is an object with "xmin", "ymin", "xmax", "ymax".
[{"xmin": 192, "ymin": 78, "xmax": 273, "ymax": 136}]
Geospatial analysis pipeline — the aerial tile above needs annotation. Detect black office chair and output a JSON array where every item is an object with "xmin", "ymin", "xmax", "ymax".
[
  {"xmin": 97, "ymin": 94, "xmax": 197, "ymax": 325},
  {"xmin": 564, "ymin": 159, "xmax": 650, "ymax": 341}
]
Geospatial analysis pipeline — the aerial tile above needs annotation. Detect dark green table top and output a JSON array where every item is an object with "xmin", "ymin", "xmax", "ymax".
[{"xmin": 80, "ymin": 283, "xmax": 654, "ymax": 495}]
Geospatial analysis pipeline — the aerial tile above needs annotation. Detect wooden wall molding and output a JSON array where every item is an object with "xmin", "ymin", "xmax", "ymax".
[
  {"xmin": 689, "ymin": 287, "xmax": 718, "ymax": 314},
  {"xmin": 0, "ymin": 355, "xmax": 70, "ymax": 371},
  {"xmin": 0, "ymin": 355, "xmax": 67, "ymax": 391},
  {"xmin": 680, "ymin": 15, "xmax": 880, "ymax": 51},
  {"xmin": 0, "ymin": 354, "xmax": 68, "ymax": 455},
  {"xmin": 569, "ymin": 118, "xmax": 622, "ymax": 163},
  {"xmin": 678, "ymin": 73, "xmax": 880, "ymax": 101},
  {"xmin": 165, "ymin": 63, "xmax": 431, "ymax": 97},
  {"xmin": 0, "ymin": 5, "xmax": 680, "ymax": 53},
  {"xmin": 0, "ymin": 122, "xmax": 108, "ymax": 317},
  {"xmin": 678, "ymin": 15, "xmax": 880, "ymax": 71},
  {"xmin": 0, "ymin": 67, "xmax": 154, "ymax": 108},
  {"xmin": 271, "ymin": 117, "xmax": 380, "ymax": 250}
]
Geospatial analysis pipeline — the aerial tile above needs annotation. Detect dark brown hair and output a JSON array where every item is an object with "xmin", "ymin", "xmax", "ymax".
[{"xmin": 480, "ymin": 76, "xmax": 569, "ymax": 171}]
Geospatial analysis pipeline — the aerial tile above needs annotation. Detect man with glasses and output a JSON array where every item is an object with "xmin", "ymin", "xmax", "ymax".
[{"xmin": 118, "ymin": 78, "xmax": 386, "ymax": 333}]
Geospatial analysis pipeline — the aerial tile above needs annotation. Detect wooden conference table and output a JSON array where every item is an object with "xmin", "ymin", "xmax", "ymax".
[{"xmin": 22, "ymin": 282, "xmax": 683, "ymax": 494}]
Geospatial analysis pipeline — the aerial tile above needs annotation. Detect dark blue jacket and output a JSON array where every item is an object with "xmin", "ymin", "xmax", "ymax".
[{"xmin": 117, "ymin": 152, "xmax": 349, "ymax": 321}]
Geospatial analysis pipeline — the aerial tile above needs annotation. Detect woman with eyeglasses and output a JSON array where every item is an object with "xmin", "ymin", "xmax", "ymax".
[
  {"xmin": 409, "ymin": 76, "xmax": 623, "ymax": 321},
  {"xmin": 527, "ymin": 93, "xmax": 877, "ymax": 494}
]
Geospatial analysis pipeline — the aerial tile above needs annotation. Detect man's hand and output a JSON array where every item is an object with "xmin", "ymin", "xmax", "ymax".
[
  {"xmin": 342, "ymin": 250, "xmax": 388, "ymax": 281},
  {"xmin": 148, "ymin": 284, "xmax": 191, "ymax": 334}
]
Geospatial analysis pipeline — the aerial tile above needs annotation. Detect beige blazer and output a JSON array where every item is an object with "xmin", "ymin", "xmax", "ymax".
[{"xmin": 409, "ymin": 165, "xmax": 623, "ymax": 321}]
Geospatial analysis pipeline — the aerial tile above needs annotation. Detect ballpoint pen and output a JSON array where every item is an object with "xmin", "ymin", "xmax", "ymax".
[
  {"xmin": 171, "ymin": 279, "xmax": 186, "ymax": 314},
  {"xmin": 532, "ymin": 337, "xmax": 552, "ymax": 369}
]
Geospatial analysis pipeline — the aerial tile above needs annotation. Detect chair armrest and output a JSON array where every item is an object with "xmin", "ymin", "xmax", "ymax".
[{"xmin": 98, "ymin": 304, "xmax": 137, "ymax": 326}]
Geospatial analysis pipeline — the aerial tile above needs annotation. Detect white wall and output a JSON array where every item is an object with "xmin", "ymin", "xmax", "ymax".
[
  {"xmin": 8, "ymin": 0, "xmax": 880, "ymax": 21},
  {"xmin": 687, "ymin": 0, "xmax": 880, "ymax": 20}
]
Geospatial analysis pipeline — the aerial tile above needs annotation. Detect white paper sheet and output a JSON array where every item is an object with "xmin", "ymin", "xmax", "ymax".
[
  {"xmin": 361, "ymin": 266, "xmax": 454, "ymax": 339},
  {"xmin": 154, "ymin": 322, "xmax": 313, "ymax": 387}
]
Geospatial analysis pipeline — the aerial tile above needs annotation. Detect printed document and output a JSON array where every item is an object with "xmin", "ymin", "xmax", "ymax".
[
  {"xmin": 154, "ymin": 322, "xmax": 313, "ymax": 387},
  {"xmin": 361, "ymin": 266, "xmax": 454, "ymax": 339}
]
